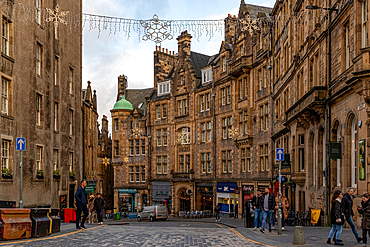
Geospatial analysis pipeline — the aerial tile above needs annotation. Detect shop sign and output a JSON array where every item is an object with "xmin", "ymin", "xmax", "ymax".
[
  {"xmin": 85, "ymin": 185, "xmax": 96, "ymax": 193},
  {"xmin": 60, "ymin": 195, "xmax": 67, "ymax": 209},
  {"xmin": 235, "ymin": 188, "xmax": 240, "ymax": 194},
  {"xmin": 359, "ymin": 139, "xmax": 366, "ymax": 180},
  {"xmin": 329, "ymin": 142, "xmax": 341, "ymax": 160},
  {"xmin": 118, "ymin": 189, "xmax": 137, "ymax": 194},
  {"xmin": 216, "ymin": 182, "xmax": 238, "ymax": 193},
  {"xmin": 242, "ymin": 185, "xmax": 254, "ymax": 192}
]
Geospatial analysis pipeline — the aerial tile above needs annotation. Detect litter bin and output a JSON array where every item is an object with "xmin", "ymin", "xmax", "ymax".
[
  {"xmin": 50, "ymin": 208, "xmax": 61, "ymax": 233},
  {"xmin": 116, "ymin": 212, "xmax": 121, "ymax": 220},
  {"xmin": 30, "ymin": 208, "xmax": 51, "ymax": 237},
  {"xmin": 63, "ymin": 208, "xmax": 76, "ymax": 223},
  {"xmin": 244, "ymin": 200, "xmax": 254, "ymax": 228},
  {"xmin": 0, "ymin": 208, "xmax": 32, "ymax": 240}
]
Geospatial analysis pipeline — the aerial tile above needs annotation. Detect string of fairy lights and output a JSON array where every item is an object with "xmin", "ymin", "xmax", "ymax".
[{"xmin": 0, "ymin": 0, "xmax": 347, "ymax": 45}]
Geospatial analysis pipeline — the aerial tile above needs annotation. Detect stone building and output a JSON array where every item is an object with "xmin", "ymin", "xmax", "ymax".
[
  {"xmin": 0, "ymin": 0, "xmax": 83, "ymax": 208},
  {"xmin": 271, "ymin": 0, "xmax": 370, "ymax": 222},
  {"xmin": 82, "ymin": 81, "xmax": 99, "ymax": 194},
  {"xmin": 111, "ymin": 75, "xmax": 153, "ymax": 213},
  {"xmin": 97, "ymin": 115, "xmax": 113, "ymax": 210}
]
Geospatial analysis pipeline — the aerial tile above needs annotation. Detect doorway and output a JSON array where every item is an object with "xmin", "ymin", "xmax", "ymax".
[
  {"xmin": 69, "ymin": 184, "xmax": 75, "ymax": 208},
  {"xmin": 179, "ymin": 189, "xmax": 190, "ymax": 211}
]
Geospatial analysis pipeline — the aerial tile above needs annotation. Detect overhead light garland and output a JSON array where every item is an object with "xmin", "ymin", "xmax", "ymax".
[{"xmin": 0, "ymin": 0, "xmax": 343, "ymax": 45}]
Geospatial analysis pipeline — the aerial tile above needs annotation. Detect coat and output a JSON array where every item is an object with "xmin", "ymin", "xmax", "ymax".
[
  {"xmin": 75, "ymin": 186, "xmax": 87, "ymax": 206},
  {"xmin": 261, "ymin": 193, "xmax": 276, "ymax": 211},
  {"xmin": 358, "ymin": 200, "xmax": 370, "ymax": 229},
  {"xmin": 330, "ymin": 199, "xmax": 344, "ymax": 225},
  {"xmin": 214, "ymin": 205, "xmax": 221, "ymax": 213},
  {"xmin": 342, "ymin": 193, "xmax": 354, "ymax": 218},
  {"xmin": 87, "ymin": 198, "xmax": 95, "ymax": 213},
  {"xmin": 94, "ymin": 197, "xmax": 105, "ymax": 211},
  {"xmin": 251, "ymin": 195, "xmax": 263, "ymax": 210}
]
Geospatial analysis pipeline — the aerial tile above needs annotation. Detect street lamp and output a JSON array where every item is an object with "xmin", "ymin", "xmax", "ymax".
[{"xmin": 305, "ymin": 5, "xmax": 338, "ymax": 13}]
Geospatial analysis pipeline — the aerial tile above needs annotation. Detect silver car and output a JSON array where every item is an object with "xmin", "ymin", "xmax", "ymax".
[{"xmin": 137, "ymin": 206, "xmax": 168, "ymax": 222}]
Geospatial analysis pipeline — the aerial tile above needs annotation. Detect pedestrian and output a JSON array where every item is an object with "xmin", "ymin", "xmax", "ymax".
[
  {"xmin": 252, "ymin": 190, "xmax": 263, "ymax": 230},
  {"xmin": 75, "ymin": 180, "xmax": 88, "ymax": 230},
  {"xmin": 214, "ymin": 204, "xmax": 221, "ymax": 222},
  {"xmin": 357, "ymin": 193, "xmax": 370, "ymax": 247},
  {"xmin": 260, "ymin": 187, "xmax": 276, "ymax": 233},
  {"xmin": 327, "ymin": 190, "xmax": 344, "ymax": 245},
  {"xmin": 342, "ymin": 188, "xmax": 362, "ymax": 243},
  {"xmin": 281, "ymin": 196, "xmax": 289, "ymax": 231},
  {"xmin": 87, "ymin": 195, "xmax": 95, "ymax": 224},
  {"xmin": 272, "ymin": 196, "xmax": 278, "ymax": 230},
  {"xmin": 94, "ymin": 193, "xmax": 106, "ymax": 225}
]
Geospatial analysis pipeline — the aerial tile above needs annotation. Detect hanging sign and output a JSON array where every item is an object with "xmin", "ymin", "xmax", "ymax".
[
  {"xmin": 329, "ymin": 142, "xmax": 341, "ymax": 160},
  {"xmin": 359, "ymin": 140, "xmax": 366, "ymax": 180}
]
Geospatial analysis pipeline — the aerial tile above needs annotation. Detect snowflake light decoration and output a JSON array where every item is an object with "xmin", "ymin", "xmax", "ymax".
[
  {"xmin": 141, "ymin": 14, "xmax": 173, "ymax": 46},
  {"xmin": 124, "ymin": 157, "xmax": 129, "ymax": 163},
  {"xmin": 102, "ymin": 157, "xmax": 110, "ymax": 166},
  {"xmin": 176, "ymin": 130, "xmax": 190, "ymax": 145},
  {"xmin": 228, "ymin": 127, "xmax": 239, "ymax": 140},
  {"xmin": 240, "ymin": 15, "xmax": 260, "ymax": 35},
  {"xmin": 46, "ymin": 5, "xmax": 69, "ymax": 28},
  {"xmin": 131, "ymin": 128, "xmax": 142, "ymax": 138}
]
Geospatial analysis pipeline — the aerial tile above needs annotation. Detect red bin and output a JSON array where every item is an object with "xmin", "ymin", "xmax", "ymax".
[
  {"xmin": 63, "ymin": 208, "xmax": 76, "ymax": 223},
  {"xmin": 0, "ymin": 208, "xmax": 32, "ymax": 240}
]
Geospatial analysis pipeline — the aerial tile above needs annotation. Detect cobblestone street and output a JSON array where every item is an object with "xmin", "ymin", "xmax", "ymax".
[{"xmin": 0, "ymin": 221, "xmax": 267, "ymax": 247}]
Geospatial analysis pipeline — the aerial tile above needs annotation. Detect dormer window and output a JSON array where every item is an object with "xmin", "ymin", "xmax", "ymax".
[
  {"xmin": 202, "ymin": 67, "xmax": 213, "ymax": 84},
  {"xmin": 157, "ymin": 81, "xmax": 170, "ymax": 96},
  {"xmin": 138, "ymin": 102, "xmax": 143, "ymax": 108},
  {"xmin": 240, "ymin": 45, "xmax": 244, "ymax": 57},
  {"xmin": 180, "ymin": 75, "xmax": 185, "ymax": 85},
  {"xmin": 222, "ymin": 56, "xmax": 226, "ymax": 72}
]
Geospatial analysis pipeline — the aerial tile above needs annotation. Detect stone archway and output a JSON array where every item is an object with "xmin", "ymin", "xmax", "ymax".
[{"xmin": 173, "ymin": 185, "xmax": 192, "ymax": 214}]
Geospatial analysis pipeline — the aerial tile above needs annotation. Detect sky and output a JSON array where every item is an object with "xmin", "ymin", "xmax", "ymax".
[{"xmin": 82, "ymin": 0, "xmax": 275, "ymax": 128}]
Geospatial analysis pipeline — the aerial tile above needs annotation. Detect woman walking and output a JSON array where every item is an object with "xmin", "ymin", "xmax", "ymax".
[
  {"xmin": 357, "ymin": 193, "xmax": 370, "ymax": 247},
  {"xmin": 281, "ymin": 196, "xmax": 289, "ymax": 231},
  {"xmin": 327, "ymin": 190, "xmax": 344, "ymax": 245},
  {"xmin": 87, "ymin": 195, "xmax": 95, "ymax": 224}
]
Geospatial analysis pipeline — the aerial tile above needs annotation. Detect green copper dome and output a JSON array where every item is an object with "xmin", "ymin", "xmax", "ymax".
[{"xmin": 112, "ymin": 95, "xmax": 133, "ymax": 111}]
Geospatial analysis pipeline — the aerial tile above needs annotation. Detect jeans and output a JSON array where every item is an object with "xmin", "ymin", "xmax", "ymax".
[
  {"xmin": 97, "ymin": 208, "xmax": 103, "ymax": 223},
  {"xmin": 76, "ymin": 204, "xmax": 88, "ymax": 229},
  {"xmin": 328, "ymin": 224, "xmax": 343, "ymax": 240},
  {"xmin": 215, "ymin": 213, "xmax": 220, "ymax": 221},
  {"xmin": 343, "ymin": 217, "xmax": 360, "ymax": 239},
  {"xmin": 363, "ymin": 229, "xmax": 370, "ymax": 244},
  {"xmin": 261, "ymin": 210, "xmax": 273, "ymax": 230},
  {"xmin": 254, "ymin": 209, "xmax": 262, "ymax": 228}
]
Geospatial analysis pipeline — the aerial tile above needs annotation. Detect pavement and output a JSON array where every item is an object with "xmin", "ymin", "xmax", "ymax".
[{"xmin": 0, "ymin": 216, "xmax": 366, "ymax": 246}]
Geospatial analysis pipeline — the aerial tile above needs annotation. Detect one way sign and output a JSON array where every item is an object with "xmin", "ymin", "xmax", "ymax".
[
  {"xmin": 16, "ymin": 138, "xmax": 26, "ymax": 151},
  {"xmin": 276, "ymin": 148, "xmax": 284, "ymax": 161}
]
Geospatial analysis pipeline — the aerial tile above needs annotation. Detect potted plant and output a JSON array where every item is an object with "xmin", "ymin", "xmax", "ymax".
[
  {"xmin": 2, "ymin": 168, "xmax": 13, "ymax": 179},
  {"xmin": 69, "ymin": 171, "xmax": 75, "ymax": 180},
  {"xmin": 53, "ymin": 170, "xmax": 61, "ymax": 179},
  {"xmin": 36, "ymin": 169, "xmax": 44, "ymax": 179}
]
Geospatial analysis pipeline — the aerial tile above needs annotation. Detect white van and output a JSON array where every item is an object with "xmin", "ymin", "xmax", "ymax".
[{"xmin": 137, "ymin": 205, "xmax": 168, "ymax": 222}]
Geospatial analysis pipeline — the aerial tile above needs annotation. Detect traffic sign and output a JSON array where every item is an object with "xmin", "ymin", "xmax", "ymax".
[
  {"xmin": 16, "ymin": 138, "xmax": 26, "ymax": 151},
  {"xmin": 276, "ymin": 148, "xmax": 284, "ymax": 161}
]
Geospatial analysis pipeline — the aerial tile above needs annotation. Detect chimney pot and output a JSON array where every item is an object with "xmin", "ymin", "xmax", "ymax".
[
  {"xmin": 166, "ymin": 48, "xmax": 168, "ymax": 53},
  {"xmin": 228, "ymin": 14, "xmax": 231, "ymax": 17},
  {"xmin": 162, "ymin": 48, "xmax": 165, "ymax": 52}
]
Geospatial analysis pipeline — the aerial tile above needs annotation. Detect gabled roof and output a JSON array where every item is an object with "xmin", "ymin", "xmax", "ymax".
[
  {"xmin": 190, "ymin": 51, "xmax": 211, "ymax": 78},
  {"xmin": 125, "ymin": 88, "xmax": 154, "ymax": 117},
  {"xmin": 240, "ymin": 2, "xmax": 272, "ymax": 19}
]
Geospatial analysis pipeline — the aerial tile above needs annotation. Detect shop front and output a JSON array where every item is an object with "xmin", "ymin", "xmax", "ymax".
[
  {"xmin": 195, "ymin": 182, "xmax": 213, "ymax": 213},
  {"xmin": 216, "ymin": 182, "xmax": 238, "ymax": 216},
  {"xmin": 118, "ymin": 189, "xmax": 137, "ymax": 213},
  {"xmin": 152, "ymin": 182, "xmax": 172, "ymax": 212},
  {"xmin": 242, "ymin": 185, "xmax": 254, "ymax": 217}
]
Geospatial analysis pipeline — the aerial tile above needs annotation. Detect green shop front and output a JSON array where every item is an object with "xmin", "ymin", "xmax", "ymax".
[{"xmin": 118, "ymin": 189, "xmax": 137, "ymax": 213}]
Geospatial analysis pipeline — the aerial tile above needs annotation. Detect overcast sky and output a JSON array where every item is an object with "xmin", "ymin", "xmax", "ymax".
[{"xmin": 82, "ymin": 0, "xmax": 275, "ymax": 128}]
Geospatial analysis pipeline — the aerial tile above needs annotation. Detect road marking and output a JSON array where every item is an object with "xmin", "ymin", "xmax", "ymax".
[
  {"xmin": 0, "ymin": 225, "xmax": 104, "ymax": 246},
  {"xmin": 216, "ymin": 223, "xmax": 223, "ymax": 228},
  {"xmin": 229, "ymin": 227, "xmax": 274, "ymax": 246}
]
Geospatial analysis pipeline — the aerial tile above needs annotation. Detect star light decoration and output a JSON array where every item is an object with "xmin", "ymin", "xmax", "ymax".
[
  {"xmin": 141, "ymin": 14, "xmax": 173, "ymax": 46},
  {"xmin": 102, "ymin": 157, "xmax": 110, "ymax": 167},
  {"xmin": 240, "ymin": 15, "xmax": 260, "ymax": 35},
  {"xmin": 46, "ymin": 5, "xmax": 69, "ymax": 29},
  {"xmin": 131, "ymin": 128, "xmax": 142, "ymax": 138},
  {"xmin": 176, "ymin": 130, "xmax": 190, "ymax": 145},
  {"xmin": 124, "ymin": 157, "xmax": 129, "ymax": 163},
  {"xmin": 228, "ymin": 127, "xmax": 239, "ymax": 140}
]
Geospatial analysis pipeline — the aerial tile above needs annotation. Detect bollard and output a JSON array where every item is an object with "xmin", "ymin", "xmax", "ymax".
[
  {"xmin": 30, "ymin": 208, "xmax": 51, "ymax": 237},
  {"xmin": 293, "ymin": 226, "xmax": 306, "ymax": 245},
  {"xmin": 50, "ymin": 208, "xmax": 61, "ymax": 233},
  {"xmin": 0, "ymin": 208, "xmax": 32, "ymax": 240}
]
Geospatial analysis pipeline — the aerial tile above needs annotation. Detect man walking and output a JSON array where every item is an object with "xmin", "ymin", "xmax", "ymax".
[
  {"xmin": 94, "ymin": 193, "xmax": 106, "ymax": 225},
  {"xmin": 252, "ymin": 190, "xmax": 263, "ymax": 230},
  {"xmin": 342, "ymin": 188, "xmax": 362, "ymax": 243},
  {"xmin": 75, "ymin": 180, "xmax": 88, "ymax": 230},
  {"xmin": 214, "ymin": 204, "xmax": 221, "ymax": 222},
  {"xmin": 260, "ymin": 187, "xmax": 275, "ymax": 233}
]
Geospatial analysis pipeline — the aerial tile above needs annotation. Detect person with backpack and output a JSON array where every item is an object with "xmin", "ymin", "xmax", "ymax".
[
  {"xmin": 357, "ymin": 193, "xmax": 370, "ymax": 247},
  {"xmin": 214, "ymin": 204, "xmax": 221, "ymax": 222}
]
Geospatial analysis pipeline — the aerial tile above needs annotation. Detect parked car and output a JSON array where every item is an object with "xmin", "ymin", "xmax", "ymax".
[{"xmin": 137, "ymin": 206, "xmax": 168, "ymax": 222}]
